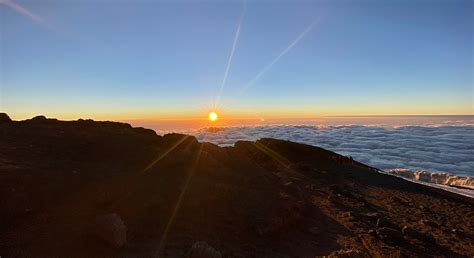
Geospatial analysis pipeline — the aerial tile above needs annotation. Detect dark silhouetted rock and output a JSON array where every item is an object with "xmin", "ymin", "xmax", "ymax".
[
  {"xmin": 187, "ymin": 241, "xmax": 222, "ymax": 258},
  {"xmin": 94, "ymin": 213, "xmax": 127, "ymax": 248},
  {"xmin": 0, "ymin": 117, "xmax": 473, "ymax": 257},
  {"xmin": 30, "ymin": 115, "xmax": 48, "ymax": 122},
  {"xmin": 133, "ymin": 127, "xmax": 157, "ymax": 137},
  {"xmin": 0, "ymin": 113, "xmax": 12, "ymax": 123}
]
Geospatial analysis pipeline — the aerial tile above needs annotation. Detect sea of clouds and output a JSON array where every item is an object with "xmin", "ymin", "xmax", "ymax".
[{"xmin": 190, "ymin": 124, "xmax": 474, "ymax": 177}]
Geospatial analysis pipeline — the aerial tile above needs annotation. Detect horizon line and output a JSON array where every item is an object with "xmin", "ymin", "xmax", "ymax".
[{"xmin": 3, "ymin": 112, "xmax": 473, "ymax": 122}]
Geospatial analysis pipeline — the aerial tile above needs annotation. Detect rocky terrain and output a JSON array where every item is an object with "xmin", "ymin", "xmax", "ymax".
[{"xmin": 0, "ymin": 114, "xmax": 473, "ymax": 257}]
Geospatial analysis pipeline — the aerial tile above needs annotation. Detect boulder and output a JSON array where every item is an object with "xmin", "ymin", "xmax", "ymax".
[
  {"xmin": 0, "ymin": 113, "xmax": 12, "ymax": 123},
  {"xmin": 94, "ymin": 213, "xmax": 127, "ymax": 248},
  {"xmin": 187, "ymin": 241, "xmax": 222, "ymax": 258}
]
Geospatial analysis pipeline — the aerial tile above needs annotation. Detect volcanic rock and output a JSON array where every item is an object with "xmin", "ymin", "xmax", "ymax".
[
  {"xmin": 94, "ymin": 213, "xmax": 127, "ymax": 248},
  {"xmin": 0, "ymin": 116, "xmax": 472, "ymax": 257},
  {"xmin": 30, "ymin": 115, "xmax": 48, "ymax": 122},
  {"xmin": 187, "ymin": 241, "xmax": 222, "ymax": 258},
  {"xmin": 0, "ymin": 113, "xmax": 12, "ymax": 123}
]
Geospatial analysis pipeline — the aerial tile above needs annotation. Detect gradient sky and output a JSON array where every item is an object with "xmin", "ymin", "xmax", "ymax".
[{"xmin": 1, "ymin": 0, "xmax": 473, "ymax": 121}]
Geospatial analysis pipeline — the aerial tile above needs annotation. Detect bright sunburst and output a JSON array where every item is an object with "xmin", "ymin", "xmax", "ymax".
[{"xmin": 208, "ymin": 112, "xmax": 218, "ymax": 122}]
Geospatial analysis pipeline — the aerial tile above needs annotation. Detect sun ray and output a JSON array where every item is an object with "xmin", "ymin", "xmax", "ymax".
[
  {"xmin": 237, "ymin": 17, "xmax": 321, "ymax": 97},
  {"xmin": 253, "ymin": 141, "xmax": 291, "ymax": 168},
  {"xmin": 214, "ymin": 1, "xmax": 246, "ymax": 109},
  {"xmin": 155, "ymin": 145, "xmax": 203, "ymax": 257},
  {"xmin": 142, "ymin": 135, "xmax": 190, "ymax": 173},
  {"xmin": 252, "ymin": 141, "xmax": 304, "ymax": 177}
]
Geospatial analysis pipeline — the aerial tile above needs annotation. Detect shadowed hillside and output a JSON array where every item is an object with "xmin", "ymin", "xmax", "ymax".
[{"xmin": 0, "ymin": 115, "xmax": 473, "ymax": 257}]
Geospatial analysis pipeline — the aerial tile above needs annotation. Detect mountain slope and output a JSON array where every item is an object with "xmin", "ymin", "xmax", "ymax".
[{"xmin": 0, "ymin": 116, "xmax": 473, "ymax": 257}]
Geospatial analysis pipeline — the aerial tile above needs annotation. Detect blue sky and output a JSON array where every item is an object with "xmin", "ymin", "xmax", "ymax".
[{"xmin": 1, "ymin": 0, "xmax": 472, "ymax": 120}]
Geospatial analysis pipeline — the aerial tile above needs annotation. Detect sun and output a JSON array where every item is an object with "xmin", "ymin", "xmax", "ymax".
[{"xmin": 208, "ymin": 112, "xmax": 218, "ymax": 122}]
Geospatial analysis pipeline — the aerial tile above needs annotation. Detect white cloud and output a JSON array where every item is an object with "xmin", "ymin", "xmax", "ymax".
[{"xmin": 190, "ymin": 124, "xmax": 474, "ymax": 177}]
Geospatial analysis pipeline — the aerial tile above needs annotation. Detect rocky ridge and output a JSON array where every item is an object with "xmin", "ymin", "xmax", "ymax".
[{"xmin": 0, "ymin": 114, "xmax": 473, "ymax": 257}]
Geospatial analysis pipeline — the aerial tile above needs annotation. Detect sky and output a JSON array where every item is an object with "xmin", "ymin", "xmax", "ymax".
[{"xmin": 1, "ymin": 0, "xmax": 473, "ymax": 121}]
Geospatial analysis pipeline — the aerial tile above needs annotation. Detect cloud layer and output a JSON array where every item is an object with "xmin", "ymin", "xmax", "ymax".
[{"xmin": 190, "ymin": 125, "xmax": 474, "ymax": 177}]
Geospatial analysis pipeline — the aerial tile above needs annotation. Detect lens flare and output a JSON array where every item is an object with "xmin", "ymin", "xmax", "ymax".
[
  {"xmin": 238, "ymin": 17, "xmax": 321, "ymax": 96},
  {"xmin": 208, "ymin": 112, "xmax": 218, "ymax": 122}
]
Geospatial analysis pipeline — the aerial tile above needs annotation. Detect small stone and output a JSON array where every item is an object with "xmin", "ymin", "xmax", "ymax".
[
  {"xmin": 94, "ymin": 213, "xmax": 127, "ymax": 248},
  {"xmin": 187, "ymin": 241, "xmax": 222, "ymax": 258}
]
